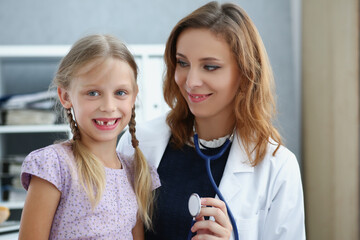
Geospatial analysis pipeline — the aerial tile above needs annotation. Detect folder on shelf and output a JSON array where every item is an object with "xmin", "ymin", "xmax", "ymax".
[
  {"xmin": 0, "ymin": 91, "xmax": 57, "ymax": 110},
  {"xmin": 0, "ymin": 91, "xmax": 58, "ymax": 125},
  {"xmin": 5, "ymin": 109, "xmax": 57, "ymax": 125}
]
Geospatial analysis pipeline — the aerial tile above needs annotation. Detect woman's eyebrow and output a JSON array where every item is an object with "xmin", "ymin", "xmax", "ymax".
[
  {"xmin": 176, "ymin": 53, "xmax": 221, "ymax": 62},
  {"xmin": 199, "ymin": 57, "xmax": 221, "ymax": 62},
  {"xmin": 176, "ymin": 53, "xmax": 187, "ymax": 58}
]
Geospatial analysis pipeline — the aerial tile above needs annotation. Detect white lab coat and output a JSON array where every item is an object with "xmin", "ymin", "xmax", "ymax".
[{"xmin": 117, "ymin": 115, "xmax": 306, "ymax": 240}]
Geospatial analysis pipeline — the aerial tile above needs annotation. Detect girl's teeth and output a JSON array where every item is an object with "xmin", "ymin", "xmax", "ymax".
[
  {"xmin": 96, "ymin": 120, "xmax": 116, "ymax": 126},
  {"xmin": 106, "ymin": 120, "xmax": 116, "ymax": 125}
]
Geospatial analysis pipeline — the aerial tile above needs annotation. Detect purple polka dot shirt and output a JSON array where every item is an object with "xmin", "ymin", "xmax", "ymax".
[{"xmin": 21, "ymin": 142, "xmax": 160, "ymax": 239}]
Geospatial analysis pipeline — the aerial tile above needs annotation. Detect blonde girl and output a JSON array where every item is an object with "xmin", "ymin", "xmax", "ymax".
[{"xmin": 19, "ymin": 34, "xmax": 159, "ymax": 240}]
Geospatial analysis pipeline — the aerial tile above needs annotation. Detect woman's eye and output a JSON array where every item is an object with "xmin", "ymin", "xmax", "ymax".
[
  {"xmin": 177, "ymin": 59, "xmax": 189, "ymax": 67},
  {"xmin": 88, "ymin": 91, "xmax": 99, "ymax": 96},
  {"xmin": 116, "ymin": 90, "xmax": 126, "ymax": 96},
  {"xmin": 204, "ymin": 65, "xmax": 220, "ymax": 71}
]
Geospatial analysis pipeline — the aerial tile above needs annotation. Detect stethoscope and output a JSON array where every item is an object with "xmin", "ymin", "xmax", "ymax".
[{"xmin": 187, "ymin": 130, "xmax": 239, "ymax": 240}]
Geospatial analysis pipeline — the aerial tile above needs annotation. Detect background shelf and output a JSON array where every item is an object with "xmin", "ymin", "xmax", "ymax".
[{"xmin": 0, "ymin": 125, "xmax": 70, "ymax": 134}]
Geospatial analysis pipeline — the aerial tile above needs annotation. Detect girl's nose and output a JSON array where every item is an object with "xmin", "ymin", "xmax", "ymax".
[{"xmin": 99, "ymin": 95, "xmax": 116, "ymax": 112}]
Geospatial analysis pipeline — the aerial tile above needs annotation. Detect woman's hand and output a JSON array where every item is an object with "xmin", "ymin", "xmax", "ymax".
[{"xmin": 190, "ymin": 197, "xmax": 233, "ymax": 240}]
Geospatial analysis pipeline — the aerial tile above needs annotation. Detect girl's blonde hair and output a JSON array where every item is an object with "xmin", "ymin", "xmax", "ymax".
[
  {"xmin": 163, "ymin": 2, "xmax": 282, "ymax": 166},
  {"xmin": 52, "ymin": 34, "xmax": 154, "ymax": 229}
]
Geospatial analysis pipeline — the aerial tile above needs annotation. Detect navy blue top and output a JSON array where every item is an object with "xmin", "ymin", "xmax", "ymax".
[{"xmin": 145, "ymin": 139, "xmax": 231, "ymax": 240}]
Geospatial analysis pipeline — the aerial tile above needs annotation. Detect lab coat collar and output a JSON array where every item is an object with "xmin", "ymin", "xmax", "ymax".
[
  {"xmin": 218, "ymin": 131, "xmax": 254, "ymax": 202},
  {"xmin": 227, "ymin": 131, "xmax": 254, "ymax": 173}
]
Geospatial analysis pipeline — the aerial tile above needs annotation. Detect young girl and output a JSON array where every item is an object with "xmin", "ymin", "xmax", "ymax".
[
  {"xmin": 19, "ymin": 34, "xmax": 160, "ymax": 240},
  {"xmin": 118, "ymin": 2, "xmax": 305, "ymax": 240}
]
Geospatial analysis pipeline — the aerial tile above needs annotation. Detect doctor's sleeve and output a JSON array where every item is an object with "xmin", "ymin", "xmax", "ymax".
[{"xmin": 262, "ymin": 153, "xmax": 306, "ymax": 240}]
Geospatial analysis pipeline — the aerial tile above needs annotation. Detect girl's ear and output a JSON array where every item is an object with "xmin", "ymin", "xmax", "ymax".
[{"xmin": 57, "ymin": 87, "xmax": 72, "ymax": 109}]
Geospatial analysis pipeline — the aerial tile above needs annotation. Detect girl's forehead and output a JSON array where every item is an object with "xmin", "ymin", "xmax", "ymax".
[
  {"xmin": 75, "ymin": 58, "xmax": 112, "ymax": 76},
  {"xmin": 72, "ymin": 58, "xmax": 136, "ymax": 87},
  {"xmin": 78, "ymin": 58, "xmax": 134, "ymax": 76}
]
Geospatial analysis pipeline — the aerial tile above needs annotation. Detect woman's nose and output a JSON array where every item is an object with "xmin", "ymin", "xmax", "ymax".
[{"xmin": 186, "ymin": 68, "xmax": 203, "ymax": 89}]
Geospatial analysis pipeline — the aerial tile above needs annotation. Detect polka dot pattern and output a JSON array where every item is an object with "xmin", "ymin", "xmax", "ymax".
[{"xmin": 21, "ymin": 142, "xmax": 160, "ymax": 239}]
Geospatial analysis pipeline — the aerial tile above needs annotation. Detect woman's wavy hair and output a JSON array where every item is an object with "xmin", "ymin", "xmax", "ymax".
[
  {"xmin": 163, "ymin": 2, "xmax": 282, "ymax": 166},
  {"xmin": 52, "ymin": 34, "xmax": 154, "ymax": 229}
]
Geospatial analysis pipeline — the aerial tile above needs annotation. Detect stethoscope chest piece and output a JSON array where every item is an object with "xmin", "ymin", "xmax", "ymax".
[{"xmin": 188, "ymin": 193, "xmax": 201, "ymax": 218}]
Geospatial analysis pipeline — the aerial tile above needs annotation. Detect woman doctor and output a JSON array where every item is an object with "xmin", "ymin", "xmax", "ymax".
[{"xmin": 118, "ymin": 1, "xmax": 305, "ymax": 239}]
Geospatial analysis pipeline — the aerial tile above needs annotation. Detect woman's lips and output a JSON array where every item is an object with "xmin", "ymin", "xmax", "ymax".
[{"xmin": 188, "ymin": 93, "xmax": 212, "ymax": 103}]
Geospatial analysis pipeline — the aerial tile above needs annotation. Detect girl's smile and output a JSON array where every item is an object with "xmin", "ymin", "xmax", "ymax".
[{"xmin": 93, "ymin": 118, "xmax": 121, "ymax": 130}]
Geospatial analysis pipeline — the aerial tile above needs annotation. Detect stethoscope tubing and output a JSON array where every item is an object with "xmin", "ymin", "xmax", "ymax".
[{"xmin": 193, "ymin": 133, "xmax": 239, "ymax": 240}]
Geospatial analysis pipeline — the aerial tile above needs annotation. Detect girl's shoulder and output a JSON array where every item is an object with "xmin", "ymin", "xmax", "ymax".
[
  {"xmin": 28, "ymin": 141, "xmax": 72, "ymax": 157},
  {"xmin": 21, "ymin": 141, "xmax": 75, "ymax": 191},
  {"xmin": 25, "ymin": 141, "xmax": 75, "ymax": 171}
]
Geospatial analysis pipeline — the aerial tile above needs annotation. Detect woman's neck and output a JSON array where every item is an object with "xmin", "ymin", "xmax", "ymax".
[{"xmin": 195, "ymin": 115, "xmax": 236, "ymax": 141}]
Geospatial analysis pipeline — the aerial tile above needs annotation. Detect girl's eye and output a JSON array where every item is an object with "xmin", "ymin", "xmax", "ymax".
[
  {"xmin": 116, "ymin": 90, "xmax": 127, "ymax": 96},
  {"xmin": 204, "ymin": 65, "xmax": 220, "ymax": 71},
  {"xmin": 88, "ymin": 91, "xmax": 99, "ymax": 96},
  {"xmin": 176, "ymin": 59, "xmax": 189, "ymax": 67}
]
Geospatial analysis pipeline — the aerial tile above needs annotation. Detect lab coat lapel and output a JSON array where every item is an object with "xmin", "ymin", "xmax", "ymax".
[
  {"xmin": 138, "ymin": 116, "xmax": 172, "ymax": 168},
  {"xmin": 218, "ymin": 132, "xmax": 254, "ymax": 202}
]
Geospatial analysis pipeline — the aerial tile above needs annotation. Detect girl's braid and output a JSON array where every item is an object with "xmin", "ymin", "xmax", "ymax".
[
  {"xmin": 66, "ymin": 108, "xmax": 80, "ymax": 140},
  {"xmin": 128, "ymin": 107, "xmax": 139, "ymax": 148}
]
